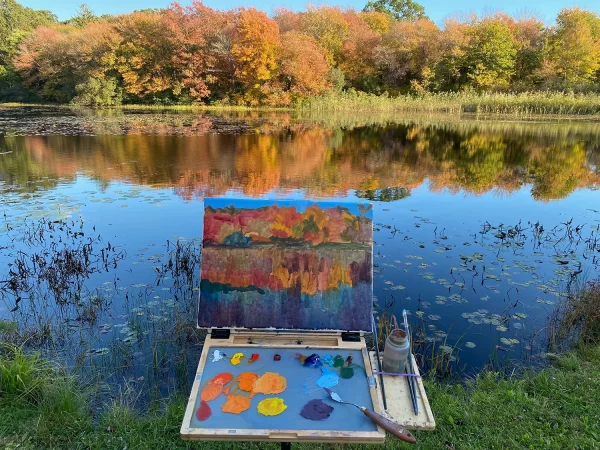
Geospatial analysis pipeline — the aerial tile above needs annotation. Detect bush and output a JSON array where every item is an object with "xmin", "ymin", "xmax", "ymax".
[{"xmin": 72, "ymin": 77, "xmax": 122, "ymax": 107}]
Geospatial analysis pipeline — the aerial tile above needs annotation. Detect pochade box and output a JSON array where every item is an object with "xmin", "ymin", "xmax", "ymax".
[{"xmin": 181, "ymin": 198, "xmax": 434, "ymax": 444}]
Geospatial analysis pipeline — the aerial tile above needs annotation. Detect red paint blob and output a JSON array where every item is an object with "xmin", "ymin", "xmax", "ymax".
[
  {"xmin": 251, "ymin": 353, "xmax": 259, "ymax": 361},
  {"xmin": 196, "ymin": 400, "xmax": 212, "ymax": 421},
  {"xmin": 211, "ymin": 372, "xmax": 234, "ymax": 386},
  {"xmin": 274, "ymin": 354, "xmax": 281, "ymax": 361}
]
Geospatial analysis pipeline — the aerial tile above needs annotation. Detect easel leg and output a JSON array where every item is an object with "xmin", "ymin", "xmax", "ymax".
[{"xmin": 281, "ymin": 442, "xmax": 291, "ymax": 450}]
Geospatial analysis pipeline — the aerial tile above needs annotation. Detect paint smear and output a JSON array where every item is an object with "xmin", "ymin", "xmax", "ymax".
[
  {"xmin": 252, "ymin": 372, "xmax": 287, "ymax": 397},
  {"xmin": 316, "ymin": 368, "xmax": 339, "ymax": 388},
  {"xmin": 230, "ymin": 353, "xmax": 244, "ymax": 366},
  {"xmin": 195, "ymin": 400, "xmax": 212, "ymax": 421},
  {"xmin": 238, "ymin": 372, "xmax": 259, "ymax": 392},
  {"xmin": 300, "ymin": 399, "xmax": 334, "ymax": 421},
  {"xmin": 257, "ymin": 397, "xmax": 287, "ymax": 416},
  {"xmin": 200, "ymin": 383, "xmax": 223, "ymax": 401},
  {"xmin": 340, "ymin": 367, "xmax": 355, "ymax": 379},
  {"xmin": 221, "ymin": 395, "xmax": 251, "ymax": 414},
  {"xmin": 211, "ymin": 372, "xmax": 234, "ymax": 386}
]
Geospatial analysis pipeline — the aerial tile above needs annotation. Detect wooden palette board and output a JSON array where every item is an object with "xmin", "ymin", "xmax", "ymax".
[
  {"xmin": 181, "ymin": 331, "xmax": 386, "ymax": 443},
  {"xmin": 368, "ymin": 352, "xmax": 436, "ymax": 430}
]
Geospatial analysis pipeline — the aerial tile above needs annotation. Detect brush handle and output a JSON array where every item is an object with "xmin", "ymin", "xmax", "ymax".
[{"xmin": 360, "ymin": 407, "xmax": 416, "ymax": 443}]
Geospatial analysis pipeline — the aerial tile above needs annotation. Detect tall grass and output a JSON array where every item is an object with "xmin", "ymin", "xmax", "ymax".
[
  {"xmin": 5, "ymin": 90, "xmax": 600, "ymax": 116},
  {"xmin": 548, "ymin": 280, "xmax": 600, "ymax": 351},
  {"xmin": 299, "ymin": 90, "xmax": 600, "ymax": 116}
]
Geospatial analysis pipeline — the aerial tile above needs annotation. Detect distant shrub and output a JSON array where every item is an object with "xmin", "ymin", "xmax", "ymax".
[{"xmin": 72, "ymin": 77, "xmax": 122, "ymax": 107}]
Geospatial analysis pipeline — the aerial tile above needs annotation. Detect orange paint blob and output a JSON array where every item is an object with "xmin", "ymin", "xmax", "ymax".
[
  {"xmin": 251, "ymin": 372, "xmax": 287, "ymax": 397},
  {"xmin": 221, "ymin": 395, "xmax": 251, "ymax": 414},
  {"xmin": 200, "ymin": 382, "xmax": 223, "ymax": 402},
  {"xmin": 238, "ymin": 372, "xmax": 258, "ymax": 392},
  {"xmin": 211, "ymin": 372, "xmax": 234, "ymax": 386}
]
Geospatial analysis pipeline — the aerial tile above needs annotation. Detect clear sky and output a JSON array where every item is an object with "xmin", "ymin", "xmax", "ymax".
[{"xmin": 18, "ymin": 0, "xmax": 600, "ymax": 26}]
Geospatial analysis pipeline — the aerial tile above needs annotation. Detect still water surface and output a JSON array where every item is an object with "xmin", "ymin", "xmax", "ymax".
[{"xmin": 1, "ymin": 107, "xmax": 599, "ymax": 402}]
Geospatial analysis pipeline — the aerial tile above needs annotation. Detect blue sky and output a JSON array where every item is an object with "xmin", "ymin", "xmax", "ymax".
[{"xmin": 19, "ymin": 0, "xmax": 600, "ymax": 26}]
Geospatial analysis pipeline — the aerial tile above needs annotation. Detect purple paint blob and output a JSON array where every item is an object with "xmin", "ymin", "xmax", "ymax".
[{"xmin": 300, "ymin": 399, "xmax": 334, "ymax": 421}]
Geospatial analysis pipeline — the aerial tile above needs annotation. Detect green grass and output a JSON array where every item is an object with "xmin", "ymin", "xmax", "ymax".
[
  {"xmin": 1, "ymin": 344, "xmax": 599, "ymax": 449},
  {"xmin": 4, "ymin": 90, "xmax": 600, "ymax": 117},
  {"xmin": 299, "ymin": 90, "xmax": 600, "ymax": 117}
]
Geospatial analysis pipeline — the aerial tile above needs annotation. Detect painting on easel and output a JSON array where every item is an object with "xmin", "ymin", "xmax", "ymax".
[{"xmin": 198, "ymin": 198, "xmax": 374, "ymax": 332}]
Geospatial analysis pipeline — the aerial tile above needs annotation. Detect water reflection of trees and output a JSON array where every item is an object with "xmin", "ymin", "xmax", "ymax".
[{"xmin": 0, "ymin": 117, "xmax": 598, "ymax": 201}]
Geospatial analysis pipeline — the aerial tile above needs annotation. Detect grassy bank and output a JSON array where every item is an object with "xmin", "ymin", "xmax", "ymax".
[
  {"xmin": 3, "ymin": 91, "xmax": 600, "ymax": 117},
  {"xmin": 1, "ymin": 343, "xmax": 599, "ymax": 450}
]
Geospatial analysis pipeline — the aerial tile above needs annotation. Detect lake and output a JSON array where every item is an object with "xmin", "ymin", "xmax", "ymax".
[{"xmin": 1, "ymin": 107, "xmax": 599, "ymax": 404}]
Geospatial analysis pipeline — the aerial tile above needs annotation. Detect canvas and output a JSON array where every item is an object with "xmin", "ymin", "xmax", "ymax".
[{"xmin": 198, "ymin": 198, "xmax": 373, "ymax": 331}]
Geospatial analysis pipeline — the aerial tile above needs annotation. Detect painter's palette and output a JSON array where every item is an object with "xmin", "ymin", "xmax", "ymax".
[{"xmin": 181, "ymin": 333, "xmax": 386, "ymax": 443}]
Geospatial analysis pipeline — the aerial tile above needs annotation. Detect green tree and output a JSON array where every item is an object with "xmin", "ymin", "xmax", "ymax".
[
  {"xmin": 72, "ymin": 76, "xmax": 122, "ymax": 106},
  {"xmin": 544, "ymin": 8, "xmax": 600, "ymax": 86},
  {"xmin": 465, "ymin": 18, "xmax": 517, "ymax": 89},
  {"xmin": 67, "ymin": 4, "xmax": 96, "ymax": 28},
  {"xmin": 363, "ymin": 0, "xmax": 427, "ymax": 22}
]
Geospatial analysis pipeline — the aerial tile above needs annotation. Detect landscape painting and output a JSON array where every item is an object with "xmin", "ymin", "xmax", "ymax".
[{"xmin": 198, "ymin": 198, "xmax": 374, "ymax": 331}]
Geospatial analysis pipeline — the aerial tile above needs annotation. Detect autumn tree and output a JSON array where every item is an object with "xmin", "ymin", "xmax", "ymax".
[
  {"xmin": 231, "ymin": 8, "xmax": 280, "ymax": 104},
  {"xmin": 278, "ymin": 31, "xmax": 330, "ymax": 97},
  {"xmin": 375, "ymin": 19, "xmax": 439, "ymax": 92},
  {"xmin": 363, "ymin": 0, "xmax": 427, "ymax": 22},
  {"xmin": 432, "ymin": 18, "xmax": 471, "ymax": 91},
  {"xmin": 0, "ymin": 0, "xmax": 55, "ymax": 100}
]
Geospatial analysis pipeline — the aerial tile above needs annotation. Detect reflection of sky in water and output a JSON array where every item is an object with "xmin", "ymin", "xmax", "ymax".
[{"xmin": 2, "ymin": 175, "xmax": 598, "ymax": 380}]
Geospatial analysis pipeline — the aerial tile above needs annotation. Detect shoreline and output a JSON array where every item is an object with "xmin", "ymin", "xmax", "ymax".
[{"xmin": 3, "ymin": 91, "xmax": 600, "ymax": 119}]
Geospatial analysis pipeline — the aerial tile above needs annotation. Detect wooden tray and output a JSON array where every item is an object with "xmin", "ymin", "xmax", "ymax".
[
  {"xmin": 181, "ymin": 330, "xmax": 386, "ymax": 444},
  {"xmin": 368, "ymin": 352, "xmax": 436, "ymax": 430}
]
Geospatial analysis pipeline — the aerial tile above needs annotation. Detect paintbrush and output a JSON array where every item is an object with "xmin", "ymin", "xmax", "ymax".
[
  {"xmin": 402, "ymin": 309, "xmax": 419, "ymax": 415},
  {"xmin": 372, "ymin": 315, "xmax": 387, "ymax": 410}
]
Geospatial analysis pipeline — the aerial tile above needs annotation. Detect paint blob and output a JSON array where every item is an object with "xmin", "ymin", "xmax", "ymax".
[
  {"xmin": 322, "ymin": 354, "xmax": 333, "ymax": 366},
  {"xmin": 274, "ymin": 354, "xmax": 281, "ymax": 361},
  {"xmin": 316, "ymin": 368, "xmax": 339, "ymax": 388},
  {"xmin": 340, "ymin": 367, "xmax": 355, "ymax": 379},
  {"xmin": 200, "ymin": 382, "xmax": 223, "ymax": 401},
  {"xmin": 196, "ymin": 400, "xmax": 212, "ymax": 421},
  {"xmin": 333, "ymin": 355, "xmax": 345, "ymax": 367},
  {"xmin": 211, "ymin": 372, "xmax": 234, "ymax": 386},
  {"xmin": 238, "ymin": 372, "xmax": 258, "ymax": 392},
  {"xmin": 252, "ymin": 372, "xmax": 287, "ymax": 397},
  {"xmin": 257, "ymin": 398, "xmax": 288, "ymax": 416},
  {"xmin": 230, "ymin": 352, "xmax": 244, "ymax": 365},
  {"xmin": 296, "ymin": 353, "xmax": 322, "ymax": 368},
  {"xmin": 345, "ymin": 355, "xmax": 353, "ymax": 366},
  {"xmin": 247, "ymin": 353, "xmax": 260, "ymax": 364},
  {"xmin": 300, "ymin": 399, "xmax": 334, "ymax": 421},
  {"xmin": 221, "ymin": 395, "xmax": 251, "ymax": 414},
  {"xmin": 211, "ymin": 350, "xmax": 225, "ymax": 362}
]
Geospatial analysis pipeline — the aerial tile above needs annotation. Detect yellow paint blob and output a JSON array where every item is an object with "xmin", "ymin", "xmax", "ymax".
[
  {"xmin": 257, "ymin": 397, "xmax": 287, "ymax": 416},
  {"xmin": 251, "ymin": 372, "xmax": 287, "ymax": 397},
  {"xmin": 230, "ymin": 352, "xmax": 244, "ymax": 366},
  {"xmin": 221, "ymin": 395, "xmax": 251, "ymax": 414}
]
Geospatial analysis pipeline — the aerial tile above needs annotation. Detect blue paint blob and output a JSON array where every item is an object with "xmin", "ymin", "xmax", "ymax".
[
  {"xmin": 316, "ymin": 368, "xmax": 339, "ymax": 388},
  {"xmin": 322, "ymin": 354, "xmax": 333, "ymax": 366},
  {"xmin": 303, "ymin": 353, "xmax": 322, "ymax": 368}
]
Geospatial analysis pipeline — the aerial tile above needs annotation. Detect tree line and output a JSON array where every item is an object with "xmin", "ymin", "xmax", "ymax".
[{"xmin": 1, "ymin": 0, "xmax": 599, "ymax": 106}]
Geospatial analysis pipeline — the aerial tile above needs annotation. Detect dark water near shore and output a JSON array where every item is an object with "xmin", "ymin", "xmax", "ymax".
[{"xmin": 0, "ymin": 107, "xmax": 599, "ymax": 402}]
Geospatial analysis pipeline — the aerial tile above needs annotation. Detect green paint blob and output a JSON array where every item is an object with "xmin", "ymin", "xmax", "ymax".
[
  {"xmin": 333, "ymin": 355, "xmax": 344, "ymax": 368},
  {"xmin": 340, "ymin": 367, "xmax": 354, "ymax": 379}
]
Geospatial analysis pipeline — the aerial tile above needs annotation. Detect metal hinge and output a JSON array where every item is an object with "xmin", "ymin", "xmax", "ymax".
[
  {"xmin": 341, "ymin": 332, "xmax": 361, "ymax": 342},
  {"xmin": 211, "ymin": 329, "xmax": 231, "ymax": 339}
]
